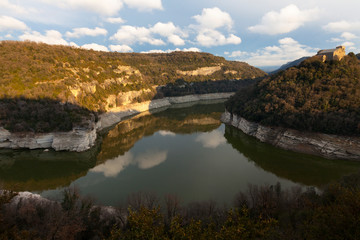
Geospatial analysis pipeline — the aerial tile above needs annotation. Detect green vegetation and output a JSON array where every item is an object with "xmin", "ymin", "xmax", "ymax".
[
  {"xmin": 0, "ymin": 40, "xmax": 265, "ymax": 112},
  {"xmin": 226, "ymin": 54, "xmax": 360, "ymax": 136},
  {"xmin": 0, "ymin": 40, "xmax": 265, "ymax": 133},
  {"xmin": 2, "ymin": 171, "xmax": 360, "ymax": 239},
  {"xmin": 0, "ymin": 98, "xmax": 97, "ymax": 132}
]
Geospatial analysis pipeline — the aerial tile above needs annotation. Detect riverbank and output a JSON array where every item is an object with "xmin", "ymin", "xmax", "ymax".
[
  {"xmin": 221, "ymin": 110, "xmax": 360, "ymax": 160},
  {"xmin": 0, "ymin": 93, "xmax": 234, "ymax": 152}
]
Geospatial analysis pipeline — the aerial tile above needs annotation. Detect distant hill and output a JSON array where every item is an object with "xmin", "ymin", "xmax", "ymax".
[
  {"xmin": 356, "ymin": 53, "xmax": 360, "ymax": 60},
  {"xmin": 0, "ymin": 41, "xmax": 266, "ymax": 133},
  {"xmin": 270, "ymin": 56, "xmax": 310, "ymax": 74},
  {"xmin": 226, "ymin": 53, "xmax": 360, "ymax": 136}
]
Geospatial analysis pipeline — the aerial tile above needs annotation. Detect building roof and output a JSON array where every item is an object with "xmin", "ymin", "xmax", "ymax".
[{"xmin": 318, "ymin": 49, "xmax": 336, "ymax": 54}]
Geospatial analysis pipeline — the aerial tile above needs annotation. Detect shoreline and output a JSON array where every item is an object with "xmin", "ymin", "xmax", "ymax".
[
  {"xmin": 0, "ymin": 92, "xmax": 234, "ymax": 152},
  {"xmin": 221, "ymin": 110, "xmax": 360, "ymax": 160}
]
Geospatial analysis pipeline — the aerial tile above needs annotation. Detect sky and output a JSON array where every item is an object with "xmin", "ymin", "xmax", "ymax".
[{"xmin": 1, "ymin": 0, "xmax": 360, "ymax": 69}]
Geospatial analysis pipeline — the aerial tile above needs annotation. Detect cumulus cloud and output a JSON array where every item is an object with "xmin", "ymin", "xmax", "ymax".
[
  {"xmin": 248, "ymin": 4, "xmax": 319, "ymax": 35},
  {"xmin": 65, "ymin": 27, "xmax": 107, "ymax": 38},
  {"xmin": 19, "ymin": 30, "xmax": 68, "ymax": 45},
  {"xmin": 191, "ymin": 7, "xmax": 241, "ymax": 47},
  {"xmin": 0, "ymin": 16, "xmax": 28, "ymax": 31},
  {"xmin": 90, "ymin": 150, "xmax": 167, "ymax": 177},
  {"xmin": 111, "ymin": 22, "xmax": 187, "ymax": 46},
  {"xmin": 82, "ymin": 43, "xmax": 109, "ymax": 51},
  {"xmin": 196, "ymin": 29, "xmax": 241, "ymax": 47},
  {"xmin": 111, "ymin": 25, "xmax": 165, "ymax": 45},
  {"xmin": 195, "ymin": 130, "xmax": 226, "ymax": 149},
  {"xmin": 324, "ymin": 20, "xmax": 360, "ymax": 33},
  {"xmin": 193, "ymin": 7, "xmax": 233, "ymax": 30},
  {"xmin": 229, "ymin": 37, "xmax": 317, "ymax": 67},
  {"xmin": 106, "ymin": 17, "xmax": 125, "ymax": 24},
  {"xmin": 123, "ymin": 0, "xmax": 163, "ymax": 11},
  {"xmin": 42, "ymin": 0, "xmax": 124, "ymax": 16},
  {"xmin": 151, "ymin": 22, "xmax": 186, "ymax": 46},
  {"xmin": 109, "ymin": 44, "xmax": 133, "ymax": 52},
  {"xmin": 0, "ymin": 0, "xmax": 28, "ymax": 14}
]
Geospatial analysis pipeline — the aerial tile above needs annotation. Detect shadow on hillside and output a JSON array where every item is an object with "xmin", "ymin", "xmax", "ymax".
[{"xmin": 0, "ymin": 97, "xmax": 98, "ymax": 133}]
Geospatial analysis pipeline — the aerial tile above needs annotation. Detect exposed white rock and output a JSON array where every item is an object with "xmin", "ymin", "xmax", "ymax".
[
  {"xmin": 221, "ymin": 110, "xmax": 360, "ymax": 160},
  {"xmin": 0, "ymin": 93, "xmax": 235, "ymax": 152}
]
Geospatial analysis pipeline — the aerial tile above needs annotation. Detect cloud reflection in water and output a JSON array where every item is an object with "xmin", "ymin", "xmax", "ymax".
[
  {"xmin": 91, "ymin": 150, "xmax": 168, "ymax": 177},
  {"xmin": 195, "ymin": 130, "xmax": 226, "ymax": 149}
]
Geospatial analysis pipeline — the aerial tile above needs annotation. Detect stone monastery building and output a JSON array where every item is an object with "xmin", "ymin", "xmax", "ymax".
[{"xmin": 316, "ymin": 46, "xmax": 346, "ymax": 61}]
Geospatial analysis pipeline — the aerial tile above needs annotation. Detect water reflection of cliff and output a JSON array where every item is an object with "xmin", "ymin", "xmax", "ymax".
[
  {"xmin": 224, "ymin": 126, "xmax": 360, "ymax": 187},
  {"xmin": 96, "ymin": 102, "xmax": 224, "ymax": 163},
  {"xmin": 0, "ymin": 147, "xmax": 99, "ymax": 192}
]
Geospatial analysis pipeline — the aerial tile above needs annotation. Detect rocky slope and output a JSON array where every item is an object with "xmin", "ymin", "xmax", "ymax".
[{"xmin": 221, "ymin": 111, "xmax": 360, "ymax": 160}]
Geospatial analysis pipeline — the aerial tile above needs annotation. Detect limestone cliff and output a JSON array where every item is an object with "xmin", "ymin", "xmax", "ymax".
[{"xmin": 221, "ymin": 111, "xmax": 360, "ymax": 160}]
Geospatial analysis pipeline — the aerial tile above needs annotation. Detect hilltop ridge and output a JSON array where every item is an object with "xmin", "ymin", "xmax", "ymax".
[{"xmin": 226, "ymin": 53, "xmax": 360, "ymax": 136}]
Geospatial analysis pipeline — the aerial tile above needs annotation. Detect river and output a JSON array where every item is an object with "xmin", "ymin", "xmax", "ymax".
[{"xmin": 1, "ymin": 100, "xmax": 359, "ymax": 206}]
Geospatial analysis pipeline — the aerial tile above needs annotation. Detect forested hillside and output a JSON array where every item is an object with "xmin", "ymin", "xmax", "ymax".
[
  {"xmin": 0, "ymin": 41, "xmax": 265, "ymax": 133},
  {"xmin": 0, "ymin": 41, "xmax": 265, "ymax": 112},
  {"xmin": 226, "ymin": 53, "xmax": 360, "ymax": 136}
]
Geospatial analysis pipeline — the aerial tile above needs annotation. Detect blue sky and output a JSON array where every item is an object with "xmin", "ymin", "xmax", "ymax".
[{"xmin": 1, "ymin": 0, "xmax": 360, "ymax": 69}]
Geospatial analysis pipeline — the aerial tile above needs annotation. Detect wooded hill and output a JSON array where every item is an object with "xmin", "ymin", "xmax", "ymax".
[
  {"xmin": 0, "ymin": 41, "xmax": 265, "ymax": 133},
  {"xmin": 226, "ymin": 53, "xmax": 360, "ymax": 136},
  {"xmin": 0, "ymin": 41, "xmax": 265, "ymax": 112}
]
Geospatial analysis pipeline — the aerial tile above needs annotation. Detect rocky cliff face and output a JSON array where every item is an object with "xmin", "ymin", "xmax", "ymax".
[
  {"xmin": 221, "ymin": 111, "xmax": 360, "ymax": 160},
  {"xmin": 0, "ymin": 93, "xmax": 234, "ymax": 152},
  {"xmin": 0, "ymin": 126, "xmax": 97, "ymax": 152}
]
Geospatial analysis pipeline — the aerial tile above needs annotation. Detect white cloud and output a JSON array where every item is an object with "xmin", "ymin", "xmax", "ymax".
[
  {"xmin": 0, "ymin": 16, "xmax": 28, "ymax": 31},
  {"xmin": 191, "ymin": 7, "xmax": 241, "ymax": 47},
  {"xmin": 341, "ymin": 32, "xmax": 357, "ymax": 40},
  {"xmin": 248, "ymin": 4, "xmax": 319, "ymax": 35},
  {"xmin": 42, "ymin": 0, "xmax": 124, "ymax": 16},
  {"xmin": 0, "ymin": 0, "xmax": 28, "ymax": 14},
  {"xmin": 196, "ymin": 29, "xmax": 241, "ymax": 47},
  {"xmin": 151, "ymin": 22, "xmax": 186, "ymax": 46},
  {"xmin": 123, "ymin": 0, "xmax": 163, "ymax": 11},
  {"xmin": 110, "ymin": 25, "xmax": 165, "ymax": 45},
  {"xmin": 106, "ymin": 17, "xmax": 125, "ymax": 24},
  {"xmin": 82, "ymin": 43, "xmax": 109, "ymax": 51},
  {"xmin": 324, "ymin": 21, "xmax": 360, "ymax": 33},
  {"xmin": 183, "ymin": 47, "xmax": 201, "ymax": 52},
  {"xmin": 65, "ymin": 27, "xmax": 107, "ymax": 38},
  {"xmin": 195, "ymin": 130, "xmax": 226, "ymax": 149},
  {"xmin": 231, "ymin": 37, "xmax": 317, "ymax": 67},
  {"xmin": 193, "ymin": 7, "xmax": 233, "ymax": 30},
  {"xmin": 19, "ymin": 30, "xmax": 68, "ymax": 45},
  {"xmin": 227, "ymin": 51, "xmax": 249, "ymax": 58},
  {"xmin": 109, "ymin": 44, "xmax": 133, "ymax": 52}
]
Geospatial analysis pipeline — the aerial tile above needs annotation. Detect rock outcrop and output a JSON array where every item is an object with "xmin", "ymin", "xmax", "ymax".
[
  {"xmin": 221, "ymin": 111, "xmax": 360, "ymax": 160},
  {"xmin": 0, "ymin": 126, "xmax": 97, "ymax": 152},
  {"xmin": 0, "ymin": 93, "xmax": 234, "ymax": 152}
]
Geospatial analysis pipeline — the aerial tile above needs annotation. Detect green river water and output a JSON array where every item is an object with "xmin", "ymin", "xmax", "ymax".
[{"xmin": 1, "ymin": 101, "xmax": 359, "ymax": 206}]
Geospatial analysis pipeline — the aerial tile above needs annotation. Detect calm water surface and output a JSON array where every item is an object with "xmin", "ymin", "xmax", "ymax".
[{"xmin": 1, "ymin": 101, "xmax": 359, "ymax": 206}]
